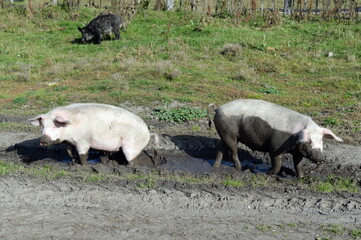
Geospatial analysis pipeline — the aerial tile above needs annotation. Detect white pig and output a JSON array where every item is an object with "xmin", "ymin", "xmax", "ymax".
[
  {"xmin": 209, "ymin": 99, "xmax": 343, "ymax": 177},
  {"xmin": 29, "ymin": 103, "xmax": 150, "ymax": 165}
]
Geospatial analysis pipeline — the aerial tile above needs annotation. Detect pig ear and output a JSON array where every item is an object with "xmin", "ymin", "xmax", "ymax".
[
  {"xmin": 322, "ymin": 128, "xmax": 343, "ymax": 142},
  {"xmin": 298, "ymin": 129, "xmax": 310, "ymax": 143},
  {"xmin": 78, "ymin": 27, "xmax": 82, "ymax": 32},
  {"xmin": 54, "ymin": 115, "xmax": 70, "ymax": 127},
  {"xmin": 29, "ymin": 115, "xmax": 44, "ymax": 126}
]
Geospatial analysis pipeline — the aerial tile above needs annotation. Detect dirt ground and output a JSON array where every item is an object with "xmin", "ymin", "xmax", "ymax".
[{"xmin": 0, "ymin": 115, "xmax": 360, "ymax": 240}]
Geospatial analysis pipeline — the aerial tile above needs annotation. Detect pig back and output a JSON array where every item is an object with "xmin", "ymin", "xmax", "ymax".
[
  {"xmin": 66, "ymin": 104, "xmax": 150, "ymax": 148},
  {"xmin": 215, "ymin": 99, "xmax": 313, "ymax": 153}
]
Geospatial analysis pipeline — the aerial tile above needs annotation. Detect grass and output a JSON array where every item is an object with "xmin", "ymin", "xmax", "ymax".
[
  {"xmin": 0, "ymin": 159, "xmax": 360, "ymax": 195},
  {"xmin": 0, "ymin": 7, "xmax": 359, "ymax": 142},
  {"xmin": 0, "ymin": 160, "xmax": 24, "ymax": 175},
  {"xmin": 312, "ymin": 175, "xmax": 359, "ymax": 193},
  {"xmin": 221, "ymin": 176, "xmax": 245, "ymax": 187},
  {"xmin": 319, "ymin": 224, "xmax": 361, "ymax": 239}
]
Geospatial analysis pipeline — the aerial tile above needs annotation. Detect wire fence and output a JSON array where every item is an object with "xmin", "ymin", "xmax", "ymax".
[{"xmin": 1, "ymin": 0, "xmax": 359, "ymax": 22}]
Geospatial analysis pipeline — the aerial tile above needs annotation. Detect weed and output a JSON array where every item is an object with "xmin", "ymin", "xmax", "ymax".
[
  {"xmin": 32, "ymin": 165, "xmax": 53, "ymax": 177},
  {"xmin": 314, "ymin": 175, "xmax": 359, "ymax": 193},
  {"xmin": 287, "ymin": 223, "xmax": 296, "ymax": 228},
  {"xmin": 13, "ymin": 97, "xmax": 27, "ymax": 105},
  {"xmin": 137, "ymin": 178, "xmax": 157, "ymax": 189},
  {"xmin": 249, "ymin": 174, "xmax": 269, "ymax": 188},
  {"xmin": 321, "ymin": 224, "xmax": 347, "ymax": 235},
  {"xmin": 52, "ymin": 85, "xmax": 68, "ymax": 92},
  {"xmin": 221, "ymin": 176, "xmax": 245, "ymax": 187},
  {"xmin": 350, "ymin": 229, "xmax": 361, "ymax": 239},
  {"xmin": 151, "ymin": 107, "xmax": 207, "ymax": 123},
  {"xmin": 191, "ymin": 125, "xmax": 202, "ymax": 132},
  {"xmin": 82, "ymin": 173, "xmax": 107, "ymax": 182},
  {"xmin": 220, "ymin": 43, "xmax": 242, "ymax": 57},
  {"xmin": 0, "ymin": 160, "xmax": 23, "ymax": 175},
  {"xmin": 52, "ymin": 169, "xmax": 70, "ymax": 178},
  {"xmin": 124, "ymin": 173, "xmax": 145, "ymax": 181},
  {"xmin": 256, "ymin": 225, "xmax": 274, "ymax": 232},
  {"xmin": 323, "ymin": 117, "xmax": 338, "ymax": 126}
]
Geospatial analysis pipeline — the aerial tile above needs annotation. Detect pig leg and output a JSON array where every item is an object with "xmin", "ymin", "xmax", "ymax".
[
  {"xmin": 66, "ymin": 144, "xmax": 78, "ymax": 164},
  {"xmin": 122, "ymin": 145, "xmax": 142, "ymax": 164},
  {"xmin": 292, "ymin": 155, "xmax": 304, "ymax": 178},
  {"xmin": 76, "ymin": 145, "xmax": 90, "ymax": 165},
  {"xmin": 213, "ymin": 141, "xmax": 224, "ymax": 168},
  {"xmin": 94, "ymin": 29, "xmax": 102, "ymax": 44},
  {"xmin": 269, "ymin": 154, "xmax": 283, "ymax": 176},
  {"xmin": 220, "ymin": 136, "xmax": 241, "ymax": 170},
  {"xmin": 113, "ymin": 27, "xmax": 120, "ymax": 40},
  {"xmin": 78, "ymin": 153, "xmax": 88, "ymax": 165}
]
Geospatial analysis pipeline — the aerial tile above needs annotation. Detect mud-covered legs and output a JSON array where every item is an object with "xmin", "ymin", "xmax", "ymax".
[
  {"xmin": 269, "ymin": 154, "xmax": 304, "ymax": 178},
  {"xmin": 66, "ymin": 143, "xmax": 88, "ymax": 166},
  {"xmin": 213, "ymin": 140, "xmax": 241, "ymax": 170},
  {"xmin": 269, "ymin": 154, "xmax": 282, "ymax": 176},
  {"xmin": 293, "ymin": 155, "xmax": 304, "ymax": 178}
]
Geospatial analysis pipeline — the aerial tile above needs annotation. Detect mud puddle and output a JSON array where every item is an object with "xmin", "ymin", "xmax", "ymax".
[
  {"xmin": 3, "ymin": 132, "xmax": 359, "ymax": 181},
  {"xmin": 161, "ymin": 154, "xmax": 272, "ymax": 176}
]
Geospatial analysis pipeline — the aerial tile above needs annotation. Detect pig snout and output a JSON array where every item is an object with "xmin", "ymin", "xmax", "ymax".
[
  {"xmin": 298, "ymin": 142, "xmax": 325, "ymax": 165},
  {"xmin": 308, "ymin": 149, "xmax": 326, "ymax": 165},
  {"xmin": 40, "ymin": 135, "xmax": 60, "ymax": 146}
]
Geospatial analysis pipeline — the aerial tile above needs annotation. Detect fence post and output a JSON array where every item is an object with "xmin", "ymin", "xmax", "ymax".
[
  {"xmin": 283, "ymin": 0, "xmax": 292, "ymax": 15},
  {"xmin": 191, "ymin": 0, "xmax": 196, "ymax": 11},
  {"xmin": 167, "ymin": 0, "xmax": 174, "ymax": 10}
]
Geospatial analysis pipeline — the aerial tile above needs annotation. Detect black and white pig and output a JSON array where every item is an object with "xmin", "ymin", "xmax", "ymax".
[
  {"xmin": 29, "ymin": 103, "xmax": 150, "ymax": 165},
  {"xmin": 78, "ymin": 13, "xmax": 124, "ymax": 44},
  {"xmin": 209, "ymin": 99, "xmax": 343, "ymax": 178}
]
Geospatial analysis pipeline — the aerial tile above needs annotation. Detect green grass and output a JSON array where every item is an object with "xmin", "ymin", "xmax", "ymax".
[
  {"xmin": 221, "ymin": 176, "xmax": 245, "ymax": 187},
  {"xmin": 0, "ymin": 7, "xmax": 360, "ymax": 141},
  {"xmin": 313, "ymin": 175, "xmax": 359, "ymax": 193},
  {"xmin": 0, "ymin": 161, "xmax": 24, "ymax": 175},
  {"xmin": 0, "ymin": 159, "xmax": 360, "ymax": 195}
]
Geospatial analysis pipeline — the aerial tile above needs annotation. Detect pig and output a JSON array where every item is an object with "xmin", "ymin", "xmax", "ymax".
[
  {"xmin": 29, "ymin": 103, "xmax": 150, "ymax": 165},
  {"xmin": 208, "ymin": 99, "xmax": 343, "ymax": 178},
  {"xmin": 78, "ymin": 13, "xmax": 124, "ymax": 44}
]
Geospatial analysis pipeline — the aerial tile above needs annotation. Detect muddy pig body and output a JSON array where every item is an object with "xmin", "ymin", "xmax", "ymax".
[
  {"xmin": 29, "ymin": 103, "xmax": 150, "ymax": 165},
  {"xmin": 210, "ymin": 99, "xmax": 343, "ymax": 178},
  {"xmin": 78, "ymin": 14, "xmax": 124, "ymax": 44}
]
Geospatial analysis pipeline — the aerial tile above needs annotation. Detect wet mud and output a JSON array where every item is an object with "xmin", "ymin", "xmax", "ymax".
[{"xmin": 0, "ymin": 117, "xmax": 360, "ymax": 239}]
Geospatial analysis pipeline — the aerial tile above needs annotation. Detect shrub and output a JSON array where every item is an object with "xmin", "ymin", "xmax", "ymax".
[{"xmin": 151, "ymin": 106, "xmax": 207, "ymax": 123}]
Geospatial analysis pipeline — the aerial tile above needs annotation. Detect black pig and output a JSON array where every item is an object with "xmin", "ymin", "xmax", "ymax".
[{"xmin": 78, "ymin": 14, "xmax": 124, "ymax": 44}]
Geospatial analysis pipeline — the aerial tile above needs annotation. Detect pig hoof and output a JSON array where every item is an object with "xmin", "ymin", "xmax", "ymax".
[
  {"xmin": 297, "ymin": 173, "xmax": 305, "ymax": 178},
  {"xmin": 100, "ymin": 156, "xmax": 110, "ymax": 164},
  {"xmin": 267, "ymin": 169, "xmax": 278, "ymax": 176}
]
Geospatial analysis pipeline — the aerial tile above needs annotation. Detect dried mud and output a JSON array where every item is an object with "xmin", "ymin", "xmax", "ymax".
[{"xmin": 0, "ymin": 116, "xmax": 360, "ymax": 239}]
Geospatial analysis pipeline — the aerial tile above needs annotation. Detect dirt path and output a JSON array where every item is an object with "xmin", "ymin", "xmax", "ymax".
[
  {"xmin": 0, "ymin": 175, "xmax": 360, "ymax": 240},
  {"xmin": 0, "ymin": 123, "xmax": 360, "ymax": 239}
]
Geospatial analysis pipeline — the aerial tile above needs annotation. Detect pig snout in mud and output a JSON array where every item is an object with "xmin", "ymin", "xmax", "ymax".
[
  {"xmin": 39, "ymin": 135, "xmax": 61, "ymax": 146},
  {"xmin": 209, "ymin": 99, "xmax": 343, "ymax": 178},
  {"xmin": 297, "ymin": 142, "xmax": 326, "ymax": 166},
  {"xmin": 29, "ymin": 103, "xmax": 151, "ymax": 166}
]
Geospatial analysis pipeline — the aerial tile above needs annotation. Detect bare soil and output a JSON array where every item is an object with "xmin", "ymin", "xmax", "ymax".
[{"xmin": 0, "ymin": 115, "xmax": 360, "ymax": 240}]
